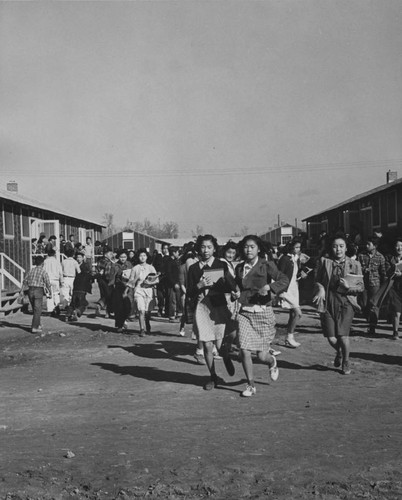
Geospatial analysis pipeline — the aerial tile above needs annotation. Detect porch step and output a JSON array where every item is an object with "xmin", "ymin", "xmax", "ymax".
[{"xmin": 0, "ymin": 291, "xmax": 22, "ymax": 317}]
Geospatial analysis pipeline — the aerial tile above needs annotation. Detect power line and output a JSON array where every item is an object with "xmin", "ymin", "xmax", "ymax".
[{"xmin": 3, "ymin": 159, "xmax": 402, "ymax": 178}]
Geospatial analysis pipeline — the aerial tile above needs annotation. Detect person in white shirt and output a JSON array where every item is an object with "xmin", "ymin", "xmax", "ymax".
[
  {"xmin": 125, "ymin": 249, "xmax": 158, "ymax": 337},
  {"xmin": 61, "ymin": 247, "xmax": 81, "ymax": 306},
  {"xmin": 44, "ymin": 248, "xmax": 64, "ymax": 315},
  {"xmin": 84, "ymin": 236, "xmax": 94, "ymax": 270}
]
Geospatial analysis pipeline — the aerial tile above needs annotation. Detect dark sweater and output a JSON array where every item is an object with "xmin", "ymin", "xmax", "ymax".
[{"xmin": 73, "ymin": 263, "xmax": 92, "ymax": 294}]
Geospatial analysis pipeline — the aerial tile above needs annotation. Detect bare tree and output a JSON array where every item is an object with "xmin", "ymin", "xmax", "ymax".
[
  {"xmin": 161, "ymin": 221, "xmax": 179, "ymax": 239},
  {"xmin": 102, "ymin": 213, "xmax": 115, "ymax": 237},
  {"xmin": 192, "ymin": 224, "xmax": 204, "ymax": 237},
  {"xmin": 123, "ymin": 218, "xmax": 179, "ymax": 239},
  {"xmin": 231, "ymin": 225, "xmax": 249, "ymax": 237}
]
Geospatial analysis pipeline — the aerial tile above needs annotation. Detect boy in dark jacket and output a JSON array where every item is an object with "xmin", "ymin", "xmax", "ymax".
[{"xmin": 66, "ymin": 252, "xmax": 92, "ymax": 321}]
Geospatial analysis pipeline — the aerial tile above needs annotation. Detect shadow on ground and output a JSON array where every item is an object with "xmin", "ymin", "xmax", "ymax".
[{"xmin": 350, "ymin": 351, "xmax": 402, "ymax": 366}]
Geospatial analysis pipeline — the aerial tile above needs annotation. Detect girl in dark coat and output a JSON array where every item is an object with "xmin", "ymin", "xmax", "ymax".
[{"xmin": 187, "ymin": 235, "xmax": 236, "ymax": 391}]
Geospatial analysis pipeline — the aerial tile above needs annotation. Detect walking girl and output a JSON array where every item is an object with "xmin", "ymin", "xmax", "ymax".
[
  {"xmin": 126, "ymin": 248, "xmax": 158, "ymax": 337},
  {"xmin": 111, "ymin": 250, "xmax": 133, "ymax": 333},
  {"xmin": 233, "ymin": 235, "xmax": 289, "ymax": 397},
  {"xmin": 277, "ymin": 237, "xmax": 307, "ymax": 348},
  {"xmin": 385, "ymin": 236, "xmax": 402, "ymax": 339},
  {"xmin": 313, "ymin": 235, "xmax": 364, "ymax": 374},
  {"xmin": 187, "ymin": 235, "xmax": 236, "ymax": 390}
]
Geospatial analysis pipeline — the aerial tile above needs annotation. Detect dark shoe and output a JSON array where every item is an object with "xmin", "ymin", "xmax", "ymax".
[
  {"xmin": 194, "ymin": 352, "xmax": 206, "ymax": 365},
  {"xmin": 334, "ymin": 351, "xmax": 342, "ymax": 368},
  {"xmin": 221, "ymin": 349, "xmax": 235, "ymax": 376},
  {"xmin": 139, "ymin": 330, "xmax": 146, "ymax": 337},
  {"xmin": 203, "ymin": 374, "xmax": 223, "ymax": 391},
  {"xmin": 392, "ymin": 332, "xmax": 399, "ymax": 340},
  {"xmin": 116, "ymin": 328, "xmax": 123, "ymax": 333}
]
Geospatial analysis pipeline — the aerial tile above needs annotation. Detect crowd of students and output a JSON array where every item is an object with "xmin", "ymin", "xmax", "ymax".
[{"xmin": 19, "ymin": 230, "xmax": 402, "ymax": 397}]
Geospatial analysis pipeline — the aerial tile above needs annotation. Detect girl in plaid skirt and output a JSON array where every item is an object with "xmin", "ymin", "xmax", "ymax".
[{"xmin": 233, "ymin": 236, "xmax": 289, "ymax": 397}]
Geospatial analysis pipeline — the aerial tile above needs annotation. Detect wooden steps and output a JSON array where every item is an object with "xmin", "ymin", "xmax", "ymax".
[
  {"xmin": 0, "ymin": 253, "xmax": 26, "ymax": 318},
  {"xmin": 0, "ymin": 290, "xmax": 23, "ymax": 317}
]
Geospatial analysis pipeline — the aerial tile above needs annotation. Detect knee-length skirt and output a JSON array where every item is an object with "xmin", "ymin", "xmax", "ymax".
[
  {"xmin": 194, "ymin": 295, "xmax": 231, "ymax": 342},
  {"xmin": 238, "ymin": 307, "xmax": 276, "ymax": 351}
]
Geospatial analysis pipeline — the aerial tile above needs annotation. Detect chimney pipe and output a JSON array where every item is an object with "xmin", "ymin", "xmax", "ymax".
[
  {"xmin": 6, "ymin": 180, "xmax": 18, "ymax": 193},
  {"xmin": 386, "ymin": 170, "xmax": 397, "ymax": 184}
]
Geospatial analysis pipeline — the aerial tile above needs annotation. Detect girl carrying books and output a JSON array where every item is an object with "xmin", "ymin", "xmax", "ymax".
[
  {"xmin": 126, "ymin": 249, "xmax": 158, "ymax": 337},
  {"xmin": 385, "ymin": 237, "xmax": 402, "ymax": 339},
  {"xmin": 187, "ymin": 235, "xmax": 236, "ymax": 391},
  {"xmin": 313, "ymin": 235, "xmax": 364, "ymax": 375}
]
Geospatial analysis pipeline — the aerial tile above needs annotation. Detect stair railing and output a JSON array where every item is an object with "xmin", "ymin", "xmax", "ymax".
[{"xmin": 0, "ymin": 252, "xmax": 25, "ymax": 291}]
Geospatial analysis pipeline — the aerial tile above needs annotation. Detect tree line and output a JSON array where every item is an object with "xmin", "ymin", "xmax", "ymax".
[{"xmin": 102, "ymin": 213, "xmax": 250, "ymax": 240}]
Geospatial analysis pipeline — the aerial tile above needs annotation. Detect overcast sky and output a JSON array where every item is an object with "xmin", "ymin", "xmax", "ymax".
[{"xmin": 1, "ymin": 1, "xmax": 402, "ymax": 237}]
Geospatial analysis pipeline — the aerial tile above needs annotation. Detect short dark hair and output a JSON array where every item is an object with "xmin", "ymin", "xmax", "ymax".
[
  {"xmin": 285, "ymin": 237, "xmax": 302, "ymax": 254},
  {"xmin": 330, "ymin": 234, "xmax": 347, "ymax": 246},
  {"xmin": 366, "ymin": 236, "xmax": 380, "ymax": 247},
  {"xmin": 195, "ymin": 234, "xmax": 218, "ymax": 254},
  {"xmin": 137, "ymin": 248, "xmax": 150, "ymax": 259},
  {"xmin": 238, "ymin": 235, "xmax": 264, "ymax": 258},
  {"xmin": 34, "ymin": 255, "xmax": 44, "ymax": 266},
  {"xmin": 69, "ymin": 234, "xmax": 75, "ymax": 239},
  {"xmin": 47, "ymin": 248, "xmax": 56, "ymax": 257},
  {"xmin": 221, "ymin": 241, "xmax": 238, "ymax": 257},
  {"xmin": 64, "ymin": 247, "xmax": 75, "ymax": 258},
  {"xmin": 169, "ymin": 246, "xmax": 179, "ymax": 255},
  {"xmin": 49, "ymin": 235, "xmax": 56, "ymax": 241},
  {"xmin": 117, "ymin": 249, "xmax": 128, "ymax": 258}
]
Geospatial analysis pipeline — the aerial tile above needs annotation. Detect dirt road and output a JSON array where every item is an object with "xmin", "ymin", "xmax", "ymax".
[{"xmin": 1, "ymin": 298, "xmax": 402, "ymax": 499}]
